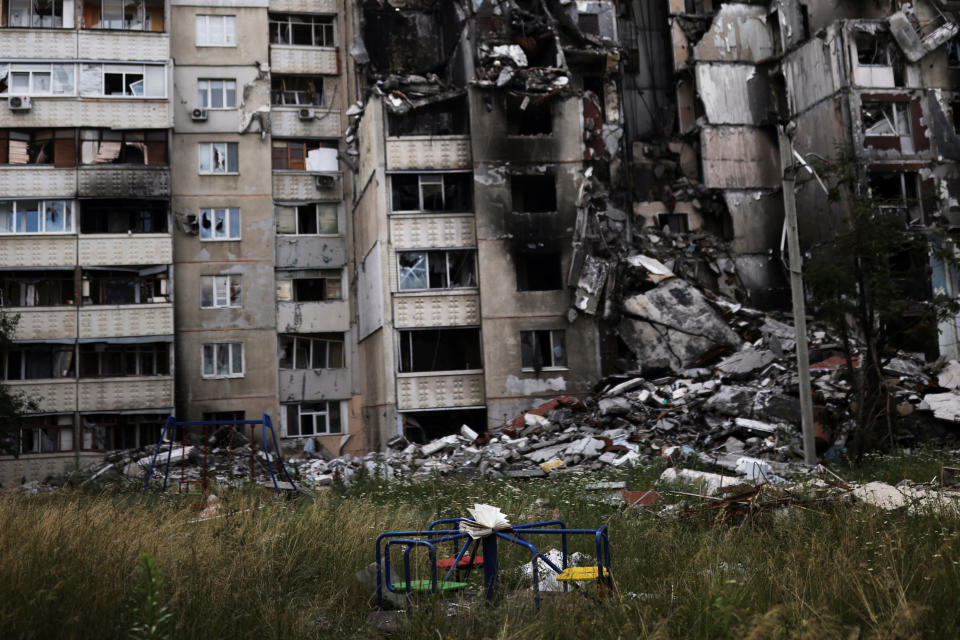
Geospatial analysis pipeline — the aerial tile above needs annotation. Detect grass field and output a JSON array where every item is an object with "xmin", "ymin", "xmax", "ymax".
[{"xmin": 2, "ymin": 450, "xmax": 960, "ymax": 639}]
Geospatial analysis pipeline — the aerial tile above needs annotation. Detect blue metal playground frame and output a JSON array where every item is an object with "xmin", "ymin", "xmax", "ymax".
[{"xmin": 141, "ymin": 414, "xmax": 297, "ymax": 494}]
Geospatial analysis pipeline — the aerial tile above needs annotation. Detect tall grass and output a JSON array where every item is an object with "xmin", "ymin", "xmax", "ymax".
[{"xmin": 1, "ymin": 452, "xmax": 959, "ymax": 639}]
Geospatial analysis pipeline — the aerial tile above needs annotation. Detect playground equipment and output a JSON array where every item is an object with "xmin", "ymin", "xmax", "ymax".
[
  {"xmin": 375, "ymin": 515, "xmax": 612, "ymax": 609},
  {"xmin": 141, "ymin": 414, "xmax": 297, "ymax": 495}
]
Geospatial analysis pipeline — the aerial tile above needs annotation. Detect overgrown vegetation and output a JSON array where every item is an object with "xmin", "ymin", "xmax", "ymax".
[
  {"xmin": 2, "ymin": 452, "xmax": 960, "ymax": 639},
  {"xmin": 0, "ymin": 311, "xmax": 37, "ymax": 455}
]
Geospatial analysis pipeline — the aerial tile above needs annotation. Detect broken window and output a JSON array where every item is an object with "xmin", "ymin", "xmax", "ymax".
[
  {"xmin": 201, "ymin": 342, "xmax": 243, "ymax": 378},
  {"xmin": 269, "ymin": 13, "xmax": 334, "ymax": 47},
  {"xmin": 79, "ymin": 129, "xmax": 166, "ymax": 165},
  {"xmin": 515, "ymin": 252, "xmax": 562, "ymax": 291},
  {"xmin": 82, "ymin": 413, "xmax": 164, "ymax": 450},
  {"xmin": 79, "ymin": 342, "xmax": 170, "ymax": 377},
  {"xmin": 362, "ymin": 6, "xmax": 446, "ymax": 73},
  {"xmin": 0, "ymin": 199, "xmax": 74, "ymax": 234},
  {"xmin": 198, "ymin": 142, "xmax": 239, "ymax": 174},
  {"xmin": 504, "ymin": 95, "xmax": 552, "ymax": 136},
  {"xmin": 278, "ymin": 333, "xmax": 344, "ymax": 369},
  {"xmin": 387, "ymin": 97, "xmax": 469, "ymax": 136},
  {"xmin": 658, "ymin": 213, "xmax": 689, "ymax": 234},
  {"xmin": 398, "ymin": 328, "xmax": 482, "ymax": 373},
  {"xmin": 948, "ymin": 36, "xmax": 960, "ymax": 68},
  {"xmin": 199, "ymin": 207, "xmax": 240, "ymax": 240},
  {"xmin": 198, "ymin": 79, "xmax": 236, "ymax": 109},
  {"xmin": 80, "ymin": 199, "xmax": 167, "ymax": 234},
  {"xmin": 76, "ymin": 64, "xmax": 163, "ymax": 97},
  {"xmin": 389, "ymin": 173, "xmax": 473, "ymax": 213},
  {"xmin": 271, "ymin": 139, "xmax": 336, "ymax": 171},
  {"xmin": 82, "ymin": 0, "xmax": 164, "ymax": 30},
  {"xmin": 200, "ymin": 274, "xmax": 241, "ymax": 308},
  {"xmin": 284, "ymin": 272, "xmax": 342, "ymax": 302},
  {"xmin": 2, "ymin": 345, "xmax": 74, "ymax": 380},
  {"xmin": 520, "ymin": 330, "xmax": 566, "ymax": 370},
  {"xmin": 7, "ymin": 0, "xmax": 65, "ymax": 27},
  {"xmin": 195, "ymin": 14, "xmax": 236, "ymax": 46},
  {"xmin": 0, "ymin": 129, "xmax": 76, "ymax": 167},
  {"xmin": 578, "ymin": 12, "xmax": 600, "ymax": 36},
  {"xmin": 284, "ymin": 401, "xmax": 342, "ymax": 437},
  {"xmin": 869, "ymin": 170, "xmax": 922, "ymax": 224},
  {"xmin": 270, "ymin": 75, "xmax": 324, "ymax": 106},
  {"xmin": 861, "ymin": 101, "xmax": 909, "ymax": 137},
  {"xmin": 3, "ymin": 63, "xmax": 74, "ymax": 95},
  {"xmin": 17, "ymin": 416, "xmax": 74, "ymax": 455},
  {"xmin": 511, "ymin": 174, "xmax": 557, "ymax": 212},
  {"xmin": 398, "ymin": 250, "xmax": 477, "ymax": 291},
  {"xmin": 855, "ymin": 31, "xmax": 889, "ymax": 66},
  {"xmin": 0, "ymin": 270, "xmax": 74, "ymax": 307},
  {"xmin": 292, "ymin": 203, "xmax": 337, "ymax": 234},
  {"xmin": 82, "ymin": 267, "xmax": 168, "ymax": 305}
]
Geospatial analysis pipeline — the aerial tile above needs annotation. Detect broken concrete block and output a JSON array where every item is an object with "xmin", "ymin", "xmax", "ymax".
[
  {"xmin": 604, "ymin": 377, "xmax": 645, "ymax": 396},
  {"xmin": 704, "ymin": 386, "xmax": 755, "ymax": 416},
  {"xmin": 752, "ymin": 392, "xmax": 800, "ymax": 423},
  {"xmin": 598, "ymin": 396, "xmax": 631, "ymax": 416},
  {"xmin": 734, "ymin": 417, "xmax": 777, "ymax": 434},
  {"xmin": 620, "ymin": 279, "xmax": 742, "ymax": 370},
  {"xmin": 540, "ymin": 458, "xmax": 564, "ymax": 473},
  {"xmin": 460, "ymin": 424, "xmax": 479, "ymax": 441},
  {"xmin": 420, "ymin": 434, "xmax": 459, "ymax": 456},
  {"xmin": 524, "ymin": 413, "xmax": 552, "ymax": 429},
  {"xmin": 938, "ymin": 361, "xmax": 960, "ymax": 390},
  {"xmin": 716, "ymin": 349, "xmax": 776, "ymax": 377},
  {"xmin": 505, "ymin": 468, "xmax": 547, "ymax": 479},
  {"xmin": 565, "ymin": 437, "xmax": 605, "ymax": 458},
  {"xmin": 659, "ymin": 467, "xmax": 741, "ymax": 495},
  {"xmin": 924, "ymin": 392, "xmax": 960, "ymax": 422}
]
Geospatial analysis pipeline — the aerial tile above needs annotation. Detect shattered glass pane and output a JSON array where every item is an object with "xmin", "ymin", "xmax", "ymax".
[
  {"xmin": 278, "ymin": 337, "xmax": 293, "ymax": 369},
  {"xmin": 202, "ymin": 345, "xmax": 214, "ymax": 376},
  {"xmin": 398, "ymin": 252, "xmax": 428, "ymax": 290},
  {"xmin": 551, "ymin": 330, "xmax": 566, "ymax": 367},
  {"xmin": 294, "ymin": 339, "xmax": 310, "ymax": 369},
  {"xmin": 52, "ymin": 65, "xmax": 73, "ymax": 94}
]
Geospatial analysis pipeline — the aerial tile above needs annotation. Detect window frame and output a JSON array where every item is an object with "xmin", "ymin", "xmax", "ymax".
[
  {"xmin": 78, "ymin": 342, "xmax": 170, "ymax": 378},
  {"xmin": 197, "ymin": 78, "xmax": 237, "ymax": 110},
  {"xmin": 195, "ymin": 14, "xmax": 237, "ymax": 47},
  {"xmin": 278, "ymin": 334, "xmax": 344, "ymax": 370},
  {"xmin": 268, "ymin": 13, "xmax": 336, "ymax": 48},
  {"xmin": 198, "ymin": 142, "xmax": 239, "ymax": 174},
  {"xmin": 3, "ymin": 63, "xmax": 75, "ymax": 96},
  {"xmin": 293, "ymin": 203, "xmax": 338, "ymax": 235},
  {"xmin": 201, "ymin": 342, "xmax": 244, "ymax": 379},
  {"xmin": 284, "ymin": 400, "xmax": 343, "ymax": 437},
  {"xmin": 389, "ymin": 173, "xmax": 473, "ymax": 213},
  {"xmin": 198, "ymin": 207, "xmax": 241, "ymax": 241},
  {"xmin": 200, "ymin": 274, "xmax": 242, "ymax": 309},
  {"xmin": 270, "ymin": 75, "xmax": 324, "ymax": 106},
  {"xmin": 397, "ymin": 249, "xmax": 477, "ymax": 291},
  {"xmin": 6, "ymin": 0, "xmax": 66, "ymax": 29},
  {"xmin": 520, "ymin": 329, "xmax": 567, "ymax": 371},
  {"xmin": 0, "ymin": 199, "xmax": 74, "ymax": 235}
]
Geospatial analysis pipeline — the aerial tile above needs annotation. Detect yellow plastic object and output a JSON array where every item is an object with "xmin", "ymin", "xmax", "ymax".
[
  {"xmin": 556, "ymin": 566, "xmax": 610, "ymax": 582},
  {"xmin": 540, "ymin": 458, "xmax": 564, "ymax": 473}
]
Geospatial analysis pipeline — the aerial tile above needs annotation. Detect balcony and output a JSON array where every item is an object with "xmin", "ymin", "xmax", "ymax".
[
  {"xmin": 6, "ymin": 379, "xmax": 77, "ymax": 413},
  {"xmin": 272, "ymin": 171, "xmax": 342, "ymax": 201},
  {"xmin": 269, "ymin": 0, "xmax": 337, "ymax": 12},
  {"xmin": 0, "ymin": 28, "xmax": 77, "ymax": 58},
  {"xmin": 0, "ymin": 236, "xmax": 76, "ymax": 267},
  {"xmin": 396, "ymin": 371, "xmax": 485, "ymax": 410},
  {"xmin": 78, "ymin": 234, "xmax": 172, "ymax": 266},
  {"xmin": 78, "ymin": 376, "xmax": 173, "ymax": 411},
  {"xmin": 276, "ymin": 235, "xmax": 346, "ymax": 269},
  {"xmin": 270, "ymin": 46, "xmax": 339, "ymax": 75},
  {"xmin": 78, "ymin": 30, "xmax": 169, "ymax": 61},
  {"xmin": 393, "ymin": 293, "xmax": 480, "ymax": 329},
  {"xmin": 10, "ymin": 307, "xmax": 78, "ymax": 340},
  {"xmin": 389, "ymin": 214, "xmax": 476, "ymax": 249},
  {"xmin": 277, "ymin": 300, "xmax": 349, "ymax": 333},
  {"xmin": 278, "ymin": 368, "xmax": 350, "ymax": 403},
  {"xmin": 271, "ymin": 108, "xmax": 342, "ymax": 138},
  {"xmin": 79, "ymin": 304, "xmax": 173, "ymax": 339},
  {"xmin": 78, "ymin": 166, "xmax": 171, "ymax": 198},
  {"xmin": 0, "ymin": 167, "xmax": 76, "ymax": 198},
  {"xmin": 0, "ymin": 98, "xmax": 169, "ymax": 129},
  {"xmin": 386, "ymin": 136, "xmax": 472, "ymax": 171}
]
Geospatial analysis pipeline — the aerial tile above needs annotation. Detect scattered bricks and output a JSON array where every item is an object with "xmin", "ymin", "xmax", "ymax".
[
  {"xmin": 621, "ymin": 489, "xmax": 661, "ymax": 507},
  {"xmin": 460, "ymin": 424, "xmax": 479, "ymax": 441}
]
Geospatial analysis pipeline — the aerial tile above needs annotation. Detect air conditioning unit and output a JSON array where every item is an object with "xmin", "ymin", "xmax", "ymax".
[
  {"xmin": 315, "ymin": 174, "xmax": 336, "ymax": 190},
  {"xmin": 298, "ymin": 108, "xmax": 315, "ymax": 121},
  {"xmin": 191, "ymin": 108, "xmax": 208, "ymax": 121},
  {"xmin": 8, "ymin": 96, "xmax": 31, "ymax": 111}
]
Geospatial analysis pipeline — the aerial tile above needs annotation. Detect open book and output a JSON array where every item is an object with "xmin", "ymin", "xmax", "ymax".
[{"xmin": 459, "ymin": 504, "xmax": 511, "ymax": 539}]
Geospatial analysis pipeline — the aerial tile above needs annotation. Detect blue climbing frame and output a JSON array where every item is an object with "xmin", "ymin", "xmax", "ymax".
[
  {"xmin": 375, "ymin": 517, "xmax": 612, "ymax": 609},
  {"xmin": 141, "ymin": 414, "xmax": 296, "ymax": 494}
]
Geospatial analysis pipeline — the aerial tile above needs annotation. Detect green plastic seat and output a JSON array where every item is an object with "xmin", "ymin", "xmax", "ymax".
[{"xmin": 392, "ymin": 579, "xmax": 468, "ymax": 592}]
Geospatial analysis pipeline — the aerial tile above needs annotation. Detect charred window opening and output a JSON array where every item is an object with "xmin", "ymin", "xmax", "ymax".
[
  {"xmin": 398, "ymin": 328, "xmax": 482, "ymax": 373},
  {"xmin": 277, "ymin": 270, "xmax": 342, "ymax": 302},
  {"xmin": 401, "ymin": 408, "xmax": 487, "ymax": 443},
  {"xmin": 520, "ymin": 330, "xmax": 566, "ymax": 371},
  {"xmin": 79, "ymin": 129, "xmax": 166, "ymax": 165},
  {"xmin": 948, "ymin": 36, "xmax": 960, "ymax": 68},
  {"xmin": 362, "ymin": 6, "xmax": 453, "ymax": 74},
  {"xmin": 2, "ymin": 345, "xmax": 74, "ymax": 380},
  {"xmin": 0, "ymin": 270, "xmax": 74, "ymax": 307},
  {"xmin": 80, "ymin": 199, "xmax": 167, "ymax": 234},
  {"xmin": 861, "ymin": 101, "xmax": 909, "ymax": 137},
  {"xmin": 515, "ymin": 251, "xmax": 562, "ymax": 291},
  {"xmin": 390, "ymin": 173, "xmax": 473, "ymax": 212},
  {"xmin": 398, "ymin": 249, "xmax": 477, "ymax": 290},
  {"xmin": 657, "ymin": 213, "xmax": 689, "ymax": 234},
  {"xmin": 82, "ymin": 414, "xmax": 165, "ymax": 451},
  {"xmin": 387, "ymin": 97, "xmax": 469, "ymax": 136},
  {"xmin": 271, "ymin": 75, "xmax": 324, "ymax": 106},
  {"xmin": 855, "ymin": 31, "xmax": 889, "ymax": 66},
  {"xmin": 511, "ymin": 174, "xmax": 556, "ymax": 212},
  {"xmin": 17, "ymin": 416, "xmax": 75, "ymax": 455},
  {"xmin": 278, "ymin": 333, "xmax": 345, "ymax": 369},
  {"xmin": 82, "ymin": 267, "xmax": 168, "ymax": 305},
  {"xmin": 504, "ymin": 94, "xmax": 552, "ymax": 136},
  {"xmin": 953, "ymin": 96, "xmax": 960, "ymax": 134},
  {"xmin": 526, "ymin": 34, "xmax": 559, "ymax": 68},
  {"xmin": 868, "ymin": 170, "xmax": 922, "ymax": 225},
  {"xmin": 271, "ymin": 139, "xmax": 337, "ymax": 171},
  {"xmin": 269, "ymin": 13, "xmax": 335, "ymax": 47},
  {"xmin": 578, "ymin": 12, "xmax": 600, "ymax": 36},
  {"xmin": 0, "ymin": 129, "xmax": 76, "ymax": 166},
  {"xmin": 79, "ymin": 342, "xmax": 170, "ymax": 377}
]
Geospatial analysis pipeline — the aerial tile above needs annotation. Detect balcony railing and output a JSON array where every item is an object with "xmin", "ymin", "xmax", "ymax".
[{"xmin": 396, "ymin": 371, "xmax": 485, "ymax": 411}]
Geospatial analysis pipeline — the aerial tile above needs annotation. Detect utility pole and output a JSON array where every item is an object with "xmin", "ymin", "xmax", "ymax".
[{"xmin": 777, "ymin": 124, "xmax": 818, "ymax": 466}]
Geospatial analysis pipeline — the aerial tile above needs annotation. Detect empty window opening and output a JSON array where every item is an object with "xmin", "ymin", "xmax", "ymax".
[
  {"xmin": 401, "ymin": 408, "xmax": 487, "ymax": 444},
  {"xmin": 578, "ymin": 12, "xmax": 600, "ymax": 36},
  {"xmin": 0, "ymin": 129, "xmax": 75, "ymax": 166},
  {"xmin": 276, "ymin": 271, "xmax": 342, "ymax": 302},
  {"xmin": 79, "ymin": 129, "xmax": 166, "ymax": 165},
  {"xmin": 398, "ymin": 250, "xmax": 477, "ymax": 290},
  {"xmin": 855, "ymin": 31, "xmax": 889, "ymax": 66},
  {"xmin": 390, "ymin": 173, "xmax": 473, "ymax": 213},
  {"xmin": 82, "ymin": 268, "xmax": 168, "ymax": 305},
  {"xmin": 278, "ymin": 333, "xmax": 344, "ymax": 369},
  {"xmin": 269, "ymin": 13, "xmax": 335, "ymax": 47},
  {"xmin": 0, "ymin": 270, "xmax": 74, "ymax": 307},
  {"xmin": 658, "ymin": 213, "xmax": 689, "ymax": 234},
  {"xmin": 80, "ymin": 199, "xmax": 167, "ymax": 234},
  {"xmin": 387, "ymin": 97, "xmax": 469, "ymax": 136},
  {"xmin": 861, "ymin": 101, "xmax": 909, "ymax": 137},
  {"xmin": 79, "ymin": 342, "xmax": 169, "ymax": 377},
  {"xmin": 398, "ymin": 328, "xmax": 482, "ymax": 373},
  {"xmin": 82, "ymin": 413, "xmax": 165, "ymax": 450},
  {"xmin": 520, "ymin": 329, "xmax": 566, "ymax": 371},
  {"xmin": 271, "ymin": 75, "xmax": 324, "ymax": 106},
  {"xmin": 515, "ymin": 251, "xmax": 562, "ymax": 291},
  {"xmin": 504, "ymin": 94, "xmax": 552, "ymax": 136},
  {"xmin": 2, "ymin": 345, "xmax": 74, "ymax": 380},
  {"xmin": 284, "ymin": 401, "xmax": 342, "ymax": 437},
  {"xmin": 869, "ymin": 170, "xmax": 922, "ymax": 224},
  {"xmin": 296, "ymin": 203, "xmax": 338, "ymax": 234},
  {"xmin": 511, "ymin": 174, "xmax": 556, "ymax": 212}
]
